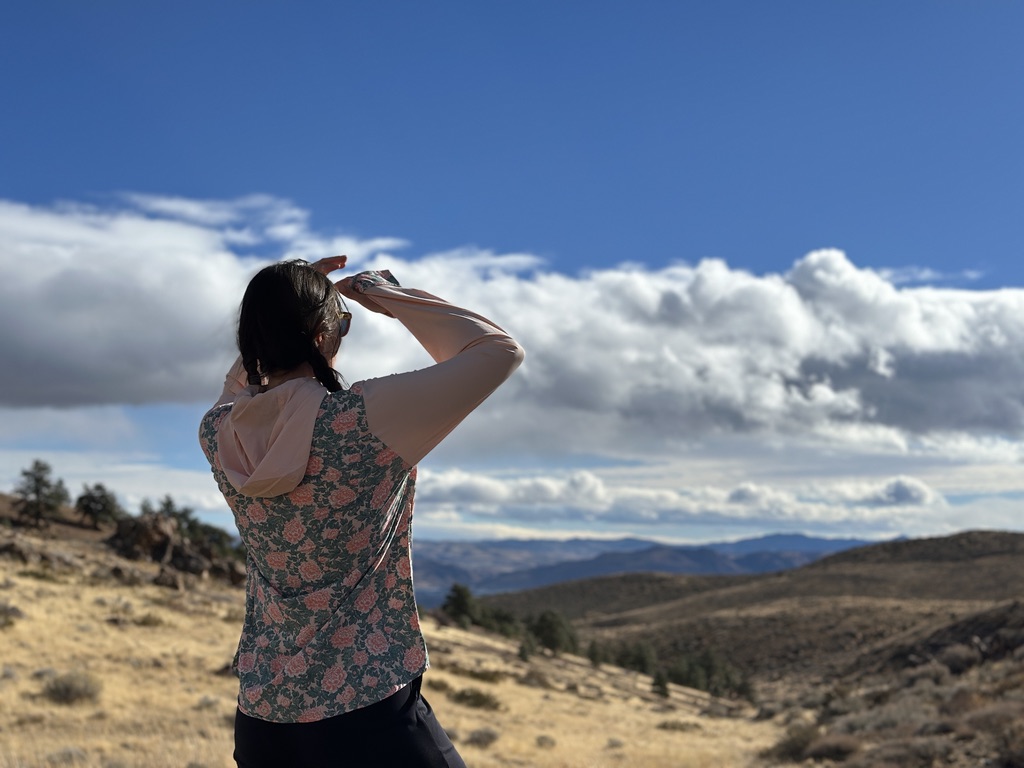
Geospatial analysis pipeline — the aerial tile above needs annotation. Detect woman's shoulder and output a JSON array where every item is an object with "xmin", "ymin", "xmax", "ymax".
[
  {"xmin": 198, "ymin": 404, "xmax": 232, "ymax": 462},
  {"xmin": 314, "ymin": 384, "xmax": 370, "ymax": 430}
]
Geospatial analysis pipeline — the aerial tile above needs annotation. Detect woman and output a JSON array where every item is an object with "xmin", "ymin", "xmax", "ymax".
[{"xmin": 199, "ymin": 255, "xmax": 524, "ymax": 767}]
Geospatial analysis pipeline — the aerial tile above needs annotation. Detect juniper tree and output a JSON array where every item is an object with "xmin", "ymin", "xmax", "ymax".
[
  {"xmin": 15, "ymin": 460, "xmax": 69, "ymax": 526},
  {"xmin": 75, "ymin": 483, "xmax": 124, "ymax": 529}
]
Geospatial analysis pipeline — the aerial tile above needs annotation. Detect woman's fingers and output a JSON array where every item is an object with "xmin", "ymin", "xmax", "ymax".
[{"xmin": 310, "ymin": 255, "xmax": 348, "ymax": 275}]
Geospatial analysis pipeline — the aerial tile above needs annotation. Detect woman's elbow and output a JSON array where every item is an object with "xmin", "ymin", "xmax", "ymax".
[{"xmin": 504, "ymin": 337, "xmax": 526, "ymax": 373}]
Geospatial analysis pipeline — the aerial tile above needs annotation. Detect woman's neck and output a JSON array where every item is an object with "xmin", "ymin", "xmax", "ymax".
[{"xmin": 264, "ymin": 362, "xmax": 316, "ymax": 390}]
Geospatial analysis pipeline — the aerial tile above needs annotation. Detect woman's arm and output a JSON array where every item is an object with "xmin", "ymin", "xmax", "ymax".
[
  {"xmin": 211, "ymin": 355, "xmax": 250, "ymax": 409},
  {"xmin": 340, "ymin": 271, "xmax": 525, "ymax": 466}
]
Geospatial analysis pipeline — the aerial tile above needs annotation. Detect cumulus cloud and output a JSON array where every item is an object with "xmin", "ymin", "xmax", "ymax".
[
  {"xmin": 5, "ymin": 193, "xmax": 1024, "ymax": 541},
  {"xmin": 415, "ymin": 467, "xmax": 948, "ymax": 537},
  {"xmin": 5, "ymin": 196, "xmax": 1024, "ymax": 450},
  {"xmin": 4, "ymin": 197, "xmax": 1024, "ymax": 443}
]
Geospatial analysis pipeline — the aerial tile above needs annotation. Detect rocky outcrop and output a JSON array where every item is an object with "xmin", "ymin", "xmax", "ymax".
[{"xmin": 105, "ymin": 513, "xmax": 245, "ymax": 588}]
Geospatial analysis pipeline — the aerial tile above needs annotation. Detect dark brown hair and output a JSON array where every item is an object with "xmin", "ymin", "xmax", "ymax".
[{"xmin": 237, "ymin": 260, "xmax": 344, "ymax": 392}]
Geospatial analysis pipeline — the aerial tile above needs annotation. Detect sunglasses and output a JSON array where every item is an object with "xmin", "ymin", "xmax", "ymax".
[{"xmin": 338, "ymin": 296, "xmax": 352, "ymax": 338}]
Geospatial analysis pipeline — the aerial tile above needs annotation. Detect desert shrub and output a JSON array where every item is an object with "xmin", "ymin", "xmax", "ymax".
[
  {"xmin": 448, "ymin": 687, "xmax": 502, "ymax": 711},
  {"xmin": 998, "ymin": 720, "xmax": 1024, "ymax": 768},
  {"xmin": 652, "ymin": 669, "xmax": 670, "ymax": 698},
  {"xmin": 477, "ymin": 607, "xmax": 521, "ymax": 638},
  {"xmin": 938, "ymin": 643, "xmax": 982, "ymax": 675},
  {"xmin": 587, "ymin": 639, "xmax": 610, "ymax": 667},
  {"xmin": 759, "ymin": 722, "xmax": 820, "ymax": 763},
  {"xmin": 0, "ymin": 600, "xmax": 24, "ymax": 628},
  {"xmin": 133, "ymin": 612, "xmax": 165, "ymax": 627},
  {"xmin": 666, "ymin": 646, "xmax": 752, "ymax": 700},
  {"xmin": 536, "ymin": 735, "xmax": 556, "ymax": 748},
  {"xmin": 439, "ymin": 584, "xmax": 522, "ymax": 638},
  {"xmin": 43, "ymin": 671, "xmax": 102, "ymax": 704},
  {"xmin": 223, "ymin": 606, "xmax": 246, "ymax": 623},
  {"xmin": 45, "ymin": 747, "xmax": 89, "ymax": 765},
  {"xmin": 964, "ymin": 701, "xmax": 1024, "ymax": 734},
  {"xmin": 845, "ymin": 737, "xmax": 951, "ymax": 768},
  {"xmin": 445, "ymin": 666, "xmax": 504, "ymax": 684},
  {"xmin": 833, "ymin": 693, "xmax": 937, "ymax": 737},
  {"xmin": 528, "ymin": 610, "xmax": 578, "ymax": 656},
  {"xmin": 518, "ymin": 631, "xmax": 537, "ymax": 661},
  {"xmin": 902, "ymin": 660, "xmax": 949, "ymax": 687},
  {"xmin": 657, "ymin": 720, "xmax": 701, "ymax": 733},
  {"xmin": 426, "ymin": 677, "xmax": 452, "ymax": 693},
  {"xmin": 616, "ymin": 641, "xmax": 657, "ymax": 675},
  {"xmin": 805, "ymin": 733, "xmax": 861, "ymax": 762},
  {"xmin": 465, "ymin": 727, "xmax": 499, "ymax": 748},
  {"xmin": 940, "ymin": 686, "xmax": 987, "ymax": 717},
  {"xmin": 915, "ymin": 719, "xmax": 956, "ymax": 736},
  {"xmin": 518, "ymin": 668, "xmax": 553, "ymax": 689}
]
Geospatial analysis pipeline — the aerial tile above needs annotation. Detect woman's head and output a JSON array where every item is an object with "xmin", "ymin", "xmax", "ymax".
[{"xmin": 237, "ymin": 260, "xmax": 348, "ymax": 392}]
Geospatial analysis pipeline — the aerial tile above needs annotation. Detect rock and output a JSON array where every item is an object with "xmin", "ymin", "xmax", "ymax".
[
  {"xmin": 45, "ymin": 747, "xmax": 88, "ymax": 765},
  {"xmin": 107, "ymin": 513, "xmax": 179, "ymax": 564},
  {"xmin": 153, "ymin": 566, "xmax": 185, "ymax": 591}
]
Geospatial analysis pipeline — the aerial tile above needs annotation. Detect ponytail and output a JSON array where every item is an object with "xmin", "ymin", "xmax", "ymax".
[{"xmin": 237, "ymin": 260, "xmax": 347, "ymax": 391}]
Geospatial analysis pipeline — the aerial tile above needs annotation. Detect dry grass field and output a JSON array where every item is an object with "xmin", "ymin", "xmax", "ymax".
[{"xmin": 0, "ymin": 523, "xmax": 781, "ymax": 768}]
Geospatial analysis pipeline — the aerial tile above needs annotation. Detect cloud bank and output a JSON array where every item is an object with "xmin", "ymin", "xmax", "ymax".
[{"xmin": 3, "ymin": 194, "xmax": 1023, "ymax": 540}]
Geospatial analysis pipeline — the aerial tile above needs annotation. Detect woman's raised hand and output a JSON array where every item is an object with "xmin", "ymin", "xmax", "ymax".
[{"xmin": 309, "ymin": 255, "xmax": 348, "ymax": 276}]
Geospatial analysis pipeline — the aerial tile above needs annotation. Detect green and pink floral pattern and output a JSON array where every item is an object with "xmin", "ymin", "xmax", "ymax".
[{"xmin": 199, "ymin": 384, "xmax": 428, "ymax": 723}]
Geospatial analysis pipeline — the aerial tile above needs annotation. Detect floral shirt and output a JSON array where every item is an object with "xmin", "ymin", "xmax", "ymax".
[
  {"xmin": 200, "ymin": 386, "xmax": 426, "ymax": 723},
  {"xmin": 199, "ymin": 271, "xmax": 524, "ymax": 723}
]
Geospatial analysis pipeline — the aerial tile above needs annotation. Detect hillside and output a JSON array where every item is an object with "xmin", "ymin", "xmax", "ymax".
[
  {"xmin": 7, "ymin": 497, "xmax": 1024, "ymax": 766},
  {"xmin": 0, "ymin": 514, "xmax": 780, "ymax": 768},
  {"xmin": 482, "ymin": 530, "xmax": 1024, "ymax": 681},
  {"xmin": 480, "ymin": 530, "xmax": 1024, "ymax": 766},
  {"xmin": 414, "ymin": 532, "xmax": 874, "ymax": 606}
]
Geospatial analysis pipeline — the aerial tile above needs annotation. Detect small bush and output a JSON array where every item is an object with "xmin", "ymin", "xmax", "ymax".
[
  {"xmin": 940, "ymin": 686, "xmax": 986, "ymax": 717},
  {"xmin": 845, "ymin": 737, "xmax": 950, "ymax": 768},
  {"xmin": 441, "ymin": 663, "xmax": 505, "ymax": 684},
  {"xmin": 43, "ymin": 671, "xmax": 102, "ymax": 704},
  {"xmin": 536, "ymin": 735, "xmax": 556, "ymax": 749},
  {"xmin": 833, "ymin": 693, "xmax": 937, "ymax": 736},
  {"xmin": 518, "ymin": 632, "xmax": 537, "ymax": 661},
  {"xmin": 805, "ymin": 733, "xmax": 861, "ymax": 762},
  {"xmin": 657, "ymin": 720, "xmax": 701, "ymax": 733},
  {"xmin": 937, "ymin": 643, "xmax": 981, "ymax": 675},
  {"xmin": 998, "ymin": 720, "xmax": 1024, "ymax": 768},
  {"xmin": 426, "ymin": 677, "xmax": 452, "ymax": 693},
  {"xmin": 0, "ymin": 600, "xmax": 24, "ymax": 628},
  {"xmin": 518, "ymin": 668, "xmax": 554, "ymax": 689},
  {"xmin": 759, "ymin": 722, "xmax": 820, "ymax": 763},
  {"xmin": 462, "ymin": 668, "xmax": 505, "ymax": 683},
  {"xmin": 44, "ymin": 746, "xmax": 88, "ymax": 765},
  {"xmin": 964, "ymin": 701, "xmax": 1024, "ymax": 734},
  {"xmin": 448, "ymin": 687, "xmax": 502, "ymax": 711},
  {"xmin": 465, "ymin": 727, "xmax": 499, "ymax": 748}
]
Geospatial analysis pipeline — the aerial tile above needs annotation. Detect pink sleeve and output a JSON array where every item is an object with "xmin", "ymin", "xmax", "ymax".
[
  {"xmin": 350, "ymin": 273, "xmax": 525, "ymax": 466},
  {"xmin": 212, "ymin": 356, "xmax": 250, "ymax": 408}
]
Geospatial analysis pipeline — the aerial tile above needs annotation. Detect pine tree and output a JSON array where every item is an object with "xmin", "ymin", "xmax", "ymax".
[
  {"xmin": 75, "ymin": 483, "xmax": 124, "ymax": 529},
  {"xmin": 14, "ymin": 460, "xmax": 69, "ymax": 526}
]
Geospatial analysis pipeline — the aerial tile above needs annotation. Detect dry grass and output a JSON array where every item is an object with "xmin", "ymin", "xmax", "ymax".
[{"xmin": 0, "ymin": 528, "xmax": 781, "ymax": 768}]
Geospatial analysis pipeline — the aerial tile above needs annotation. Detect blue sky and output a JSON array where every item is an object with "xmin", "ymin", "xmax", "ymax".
[{"xmin": 2, "ymin": 2, "xmax": 1024, "ymax": 543}]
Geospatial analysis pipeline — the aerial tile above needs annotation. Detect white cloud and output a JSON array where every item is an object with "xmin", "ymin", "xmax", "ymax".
[
  {"xmin": 4, "ymin": 193, "xmax": 1024, "ymax": 542},
  {"xmin": 415, "ymin": 467, "xmax": 948, "ymax": 535}
]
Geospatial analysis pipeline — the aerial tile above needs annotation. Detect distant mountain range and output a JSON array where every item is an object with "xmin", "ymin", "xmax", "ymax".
[{"xmin": 413, "ymin": 533, "xmax": 878, "ymax": 607}]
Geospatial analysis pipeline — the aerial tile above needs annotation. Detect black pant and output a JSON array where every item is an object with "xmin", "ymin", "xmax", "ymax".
[{"xmin": 234, "ymin": 677, "xmax": 466, "ymax": 768}]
